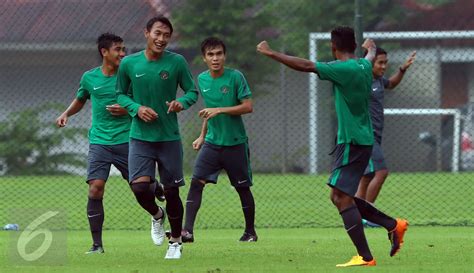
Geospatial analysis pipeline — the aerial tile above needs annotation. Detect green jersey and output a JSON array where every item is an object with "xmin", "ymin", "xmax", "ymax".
[
  {"xmin": 116, "ymin": 50, "xmax": 198, "ymax": 142},
  {"xmin": 198, "ymin": 68, "xmax": 252, "ymax": 146},
  {"xmin": 316, "ymin": 58, "xmax": 374, "ymax": 145},
  {"xmin": 76, "ymin": 66, "xmax": 130, "ymax": 145}
]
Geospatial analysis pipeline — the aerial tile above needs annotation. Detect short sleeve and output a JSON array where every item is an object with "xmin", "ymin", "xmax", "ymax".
[
  {"xmin": 315, "ymin": 61, "xmax": 344, "ymax": 84},
  {"xmin": 76, "ymin": 74, "xmax": 90, "ymax": 101},
  {"xmin": 236, "ymin": 71, "xmax": 252, "ymax": 101}
]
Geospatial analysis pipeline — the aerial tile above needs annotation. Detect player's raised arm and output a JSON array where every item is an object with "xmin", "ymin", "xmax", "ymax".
[
  {"xmin": 56, "ymin": 98, "xmax": 86, "ymax": 127},
  {"xmin": 387, "ymin": 51, "xmax": 416, "ymax": 89},
  {"xmin": 362, "ymin": 38, "xmax": 377, "ymax": 62},
  {"xmin": 257, "ymin": 41, "xmax": 316, "ymax": 73}
]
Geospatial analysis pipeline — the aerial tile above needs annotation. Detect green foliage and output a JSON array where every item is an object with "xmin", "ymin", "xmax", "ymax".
[
  {"xmin": 0, "ymin": 104, "xmax": 87, "ymax": 175},
  {"xmin": 265, "ymin": 0, "xmax": 405, "ymax": 59}
]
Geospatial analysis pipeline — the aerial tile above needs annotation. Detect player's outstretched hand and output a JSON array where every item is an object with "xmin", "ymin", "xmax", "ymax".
[
  {"xmin": 256, "ymin": 41, "xmax": 273, "ymax": 56},
  {"xmin": 138, "ymin": 106, "xmax": 158, "ymax": 122},
  {"xmin": 106, "ymin": 104, "xmax": 128, "ymax": 116},
  {"xmin": 199, "ymin": 108, "xmax": 221, "ymax": 119},
  {"xmin": 166, "ymin": 100, "xmax": 183, "ymax": 113},
  {"xmin": 56, "ymin": 113, "xmax": 68, "ymax": 127},
  {"xmin": 192, "ymin": 136, "xmax": 204, "ymax": 150},
  {"xmin": 402, "ymin": 51, "xmax": 417, "ymax": 70}
]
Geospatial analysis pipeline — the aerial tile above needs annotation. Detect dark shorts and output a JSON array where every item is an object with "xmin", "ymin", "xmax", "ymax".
[
  {"xmin": 129, "ymin": 138, "xmax": 184, "ymax": 188},
  {"xmin": 86, "ymin": 143, "xmax": 129, "ymax": 183},
  {"xmin": 192, "ymin": 142, "xmax": 252, "ymax": 187},
  {"xmin": 327, "ymin": 143, "xmax": 372, "ymax": 196},
  {"xmin": 363, "ymin": 141, "xmax": 387, "ymax": 176}
]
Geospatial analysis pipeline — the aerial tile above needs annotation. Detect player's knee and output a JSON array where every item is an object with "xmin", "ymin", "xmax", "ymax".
[
  {"xmin": 379, "ymin": 169, "xmax": 389, "ymax": 179},
  {"xmin": 164, "ymin": 186, "xmax": 180, "ymax": 199},
  {"xmin": 190, "ymin": 178, "xmax": 205, "ymax": 191},
  {"xmin": 130, "ymin": 180, "xmax": 151, "ymax": 195},
  {"xmin": 330, "ymin": 192, "xmax": 339, "ymax": 206},
  {"xmin": 330, "ymin": 189, "xmax": 349, "ymax": 208},
  {"xmin": 191, "ymin": 178, "xmax": 206, "ymax": 186},
  {"xmin": 354, "ymin": 190, "xmax": 364, "ymax": 199},
  {"xmin": 361, "ymin": 174, "xmax": 372, "ymax": 184},
  {"xmin": 131, "ymin": 176, "xmax": 151, "ymax": 184},
  {"xmin": 88, "ymin": 180, "xmax": 105, "ymax": 198}
]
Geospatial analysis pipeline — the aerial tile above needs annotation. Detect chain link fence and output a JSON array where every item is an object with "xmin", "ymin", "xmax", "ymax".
[{"xmin": 1, "ymin": 0, "xmax": 473, "ymax": 230}]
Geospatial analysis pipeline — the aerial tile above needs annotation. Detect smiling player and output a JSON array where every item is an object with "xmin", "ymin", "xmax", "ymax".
[{"xmin": 116, "ymin": 16, "xmax": 198, "ymax": 259}]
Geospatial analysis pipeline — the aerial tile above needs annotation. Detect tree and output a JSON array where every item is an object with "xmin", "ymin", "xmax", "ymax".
[
  {"xmin": 265, "ymin": 0, "xmax": 405, "ymax": 58},
  {"xmin": 0, "ymin": 104, "xmax": 87, "ymax": 175}
]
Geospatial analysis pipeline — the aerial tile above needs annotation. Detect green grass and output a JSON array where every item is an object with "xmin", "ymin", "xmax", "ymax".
[
  {"xmin": 1, "ymin": 173, "xmax": 473, "ymax": 230},
  {"xmin": 0, "ymin": 173, "xmax": 473, "ymax": 272},
  {"xmin": 1, "ymin": 227, "xmax": 472, "ymax": 272}
]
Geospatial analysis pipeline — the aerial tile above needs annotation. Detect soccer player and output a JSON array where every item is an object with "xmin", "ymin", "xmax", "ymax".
[
  {"xmin": 56, "ymin": 33, "xmax": 164, "ymax": 254},
  {"xmin": 257, "ymin": 26, "xmax": 408, "ymax": 267},
  {"xmin": 356, "ymin": 48, "xmax": 416, "ymax": 226},
  {"xmin": 116, "ymin": 16, "xmax": 198, "ymax": 259},
  {"xmin": 181, "ymin": 37, "xmax": 256, "ymax": 243}
]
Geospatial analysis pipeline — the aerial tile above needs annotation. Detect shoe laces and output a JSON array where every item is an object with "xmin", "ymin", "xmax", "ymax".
[
  {"xmin": 168, "ymin": 243, "xmax": 181, "ymax": 254},
  {"xmin": 349, "ymin": 255, "xmax": 364, "ymax": 263}
]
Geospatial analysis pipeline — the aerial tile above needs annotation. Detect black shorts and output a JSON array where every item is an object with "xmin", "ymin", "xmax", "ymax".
[
  {"xmin": 86, "ymin": 143, "xmax": 129, "ymax": 183},
  {"xmin": 192, "ymin": 142, "xmax": 252, "ymax": 187},
  {"xmin": 327, "ymin": 143, "xmax": 372, "ymax": 196},
  {"xmin": 363, "ymin": 141, "xmax": 387, "ymax": 176},
  {"xmin": 128, "ymin": 138, "xmax": 184, "ymax": 187}
]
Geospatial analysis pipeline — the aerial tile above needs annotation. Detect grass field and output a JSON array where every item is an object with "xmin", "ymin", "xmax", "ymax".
[
  {"xmin": 0, "ymin": 173, "xmax": 473, "ymax": 272},
  {"xmin": 1, "ymin": 173, "xmax": 473, "ymax": 230},
  {"xmin": 1, "ymin": 227, "xmax": 472, "ymax": 272}
]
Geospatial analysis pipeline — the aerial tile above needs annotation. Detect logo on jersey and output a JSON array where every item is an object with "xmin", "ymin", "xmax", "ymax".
[
  {"xmin": 220, "ymin": 85, "xmax": 230, "ymax": 94},
  {"xmin": 159, "ymin": 70, "xmax": 169, "ymax": 80}
]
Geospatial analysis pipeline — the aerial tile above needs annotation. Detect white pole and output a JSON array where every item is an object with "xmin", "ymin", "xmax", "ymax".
[
  {"xmin": 384, "ymin": 108, "xmax": 461, "ymax": 173},
  {"xmin": 309, "ymin": 34, "xmax": 318, "ymax": 174},
  {"xmin": 453, "ymin": 110, "xmax": 461, "ymax": 172}
]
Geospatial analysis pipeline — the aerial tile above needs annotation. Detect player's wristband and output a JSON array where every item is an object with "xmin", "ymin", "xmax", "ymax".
[{"xmin": 399, "ymin": 66, "xmax": 407, "ymax": 73}]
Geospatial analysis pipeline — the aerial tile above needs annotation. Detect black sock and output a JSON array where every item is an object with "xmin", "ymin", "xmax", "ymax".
[
  {"xmin": 164, "ymin": 187, "xmax": 183, "ymax": 238},
  {"xmin": 354, "ymin": 197, "xmax": 397, "ymax": 231},
  {"xmin": 340, "ymin": 205, "xmax": 373, "ymax": 261},
  {"xmin": 184, "ymin": 179, "xmax": 205, "ymax": 234},
  {"xmin": 235, "ymin": 187, "xmax": 256, "ymax": 235},
  {"xmin": 130, "ymin": 182, "xmax": 159, "ymax": 216},
  {"xmin": 87, "ymin": 198, "xmax": 104, "ymax": 246}
]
